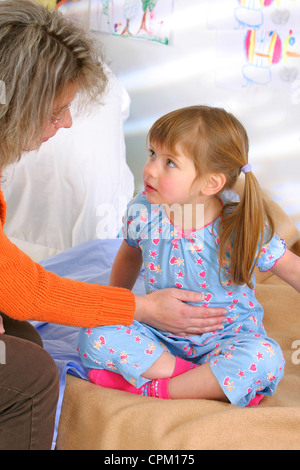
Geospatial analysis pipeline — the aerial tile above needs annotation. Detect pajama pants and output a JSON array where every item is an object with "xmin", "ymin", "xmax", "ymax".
[{"xmin": 78, "ymin": 321, "xmax": 285, "ymax": 407}]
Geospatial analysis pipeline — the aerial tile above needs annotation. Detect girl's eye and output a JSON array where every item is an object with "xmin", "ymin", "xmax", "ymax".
[
  {"xmin": 148, "ymin": 149, "xmax": 156, "ymax": 159},
  {"xmin": 167, "ymin": 159, "xmax": 176, "ymax": 168}
]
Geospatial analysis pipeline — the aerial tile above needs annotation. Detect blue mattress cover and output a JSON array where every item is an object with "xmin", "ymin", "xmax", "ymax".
[{"xmin": 36, "ymin": 238, "xmax": 145, "ymax": 449}]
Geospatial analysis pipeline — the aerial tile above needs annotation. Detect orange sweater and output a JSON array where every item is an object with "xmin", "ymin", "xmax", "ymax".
[{"xmin": 0, "ymin": 187, "xmax": 135, "ymax": 327}]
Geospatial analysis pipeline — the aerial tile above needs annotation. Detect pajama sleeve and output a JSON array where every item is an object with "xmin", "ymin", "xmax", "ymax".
[
  {"xmin": 256, "ymin": 231, "xmax": 286, "ymax": 272},
  {"xmin": 121, "ymin": 192, "xmax": 150, "ymax": 248}
]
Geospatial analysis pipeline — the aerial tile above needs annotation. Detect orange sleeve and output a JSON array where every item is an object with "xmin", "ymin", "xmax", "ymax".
[{"xmin": 0, "ymin": 206, "xmax": 135, "ymax": 328}]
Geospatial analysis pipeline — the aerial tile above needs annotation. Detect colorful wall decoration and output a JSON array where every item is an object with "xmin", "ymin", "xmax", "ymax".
[
  {"xmin": 208, "ymin": 0, "xmax": 300, "ymax": 88},
  {"xmin": 89, "ymin": 0, "xmax": 174, "ymax": 45}
]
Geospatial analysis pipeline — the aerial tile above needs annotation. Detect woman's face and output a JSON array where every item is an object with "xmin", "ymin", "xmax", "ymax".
[{"xmin": 28, "ymin": 82, "xmax": 77, "ymax": 150}]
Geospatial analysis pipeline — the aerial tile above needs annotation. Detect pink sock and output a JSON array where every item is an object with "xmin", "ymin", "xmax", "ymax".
[
  {"xmin": 246, "ymin": 394, "xmax": 264, "ymax": 407},
  {"xmin": 142, "ymin": 378, "xmax": 171, "ymax": 398},
  {"xmin": 89, "ymin": 369, "xmax": 139, "ymax": 393},
  {"xmin": 88, "ymin": 357, "xmax": 198, "ymax": 399},
  {"xmin": 172, "ymin": 357, "xmax": 199, "ymax": 377},
  {"xmin": 89, "ymin": 369, "xmax": 171, "ymax": 399}
]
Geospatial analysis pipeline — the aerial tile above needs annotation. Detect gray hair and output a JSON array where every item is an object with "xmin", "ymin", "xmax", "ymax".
[{"xmin": 0, "ymin": 0, "xmax": 108, "ymax": 170}]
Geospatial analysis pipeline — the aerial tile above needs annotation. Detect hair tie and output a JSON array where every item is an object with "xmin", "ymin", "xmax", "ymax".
[{"xmin": 241, "ymin": 164, "xmax": 252, "ymax": 174}]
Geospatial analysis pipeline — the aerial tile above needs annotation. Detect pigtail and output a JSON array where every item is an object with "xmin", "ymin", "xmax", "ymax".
[{"xmin": 219, "ymin": 172, "xmax": 274, "ymax": 289}]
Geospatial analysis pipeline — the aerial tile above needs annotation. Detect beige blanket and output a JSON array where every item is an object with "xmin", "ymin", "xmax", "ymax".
[{"xmin": 56, "ymin": 189, "xmax": 300, "ymax": 450}]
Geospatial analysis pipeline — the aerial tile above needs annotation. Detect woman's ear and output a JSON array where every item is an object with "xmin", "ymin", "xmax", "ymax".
[{"xmin": 202, "ymin": 173, "xmax": 226, "ymax": 196}]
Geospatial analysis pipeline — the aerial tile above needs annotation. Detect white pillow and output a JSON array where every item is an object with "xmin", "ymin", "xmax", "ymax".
[{"xmin": 2, "ymin": 71, "xmax": 134, "ymax": 261}]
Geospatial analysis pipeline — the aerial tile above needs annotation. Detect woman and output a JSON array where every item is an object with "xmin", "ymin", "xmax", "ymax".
[{"xmin": 0, "ymin": 0, "xmax": 227, "ymax": 449}]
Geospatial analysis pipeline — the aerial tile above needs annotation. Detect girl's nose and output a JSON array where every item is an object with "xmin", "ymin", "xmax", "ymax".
[{"xmin": 144, "ymin": 158, "xmax": 159, "ymax": 178}]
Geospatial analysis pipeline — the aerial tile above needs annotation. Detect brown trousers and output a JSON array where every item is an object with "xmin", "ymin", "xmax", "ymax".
[{"xmin": 0, "ymin": 313, "xmax": 59, "ymax": 450}]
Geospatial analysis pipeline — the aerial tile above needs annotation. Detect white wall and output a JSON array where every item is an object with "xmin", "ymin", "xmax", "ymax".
[{"xmin": 62, "ymin": 0, "xmax": 300, "ymax": 230}]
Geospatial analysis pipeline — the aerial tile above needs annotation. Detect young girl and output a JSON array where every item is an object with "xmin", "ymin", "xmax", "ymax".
[{"xmin": 78, "ymin": 106, "xmax": 300, "ymax": 407}]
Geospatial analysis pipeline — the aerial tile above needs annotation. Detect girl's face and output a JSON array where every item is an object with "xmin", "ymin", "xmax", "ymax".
[{"xmin": 143, "ymin": 141, "xmax": 205, "ymax": 208}]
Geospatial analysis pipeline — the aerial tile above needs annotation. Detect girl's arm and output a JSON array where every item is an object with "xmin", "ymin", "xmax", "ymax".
[
  {"xmin": 109, "ymin": 240, "xmax": 143, "ymax": 290},
  {"xmin": 271, "ymin": 249, "xmax": 300, "ymax": 292}
]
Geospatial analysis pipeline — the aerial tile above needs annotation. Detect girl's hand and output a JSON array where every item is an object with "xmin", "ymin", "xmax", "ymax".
[
  {"xmin": 134, "ymin": 288, "xmax": 227, "ymax": 336},
  {"xmin": 0, "ymin": 315, "xmax": 5, "ymax": 334}
]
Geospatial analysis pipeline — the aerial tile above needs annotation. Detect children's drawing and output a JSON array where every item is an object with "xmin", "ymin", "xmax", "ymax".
[
  {"xmin": 242, "ymin": 27, "xmax": 300, "ymax": 85},
  {"xmin": 235, "ymin": 1, "xmax": 265, "ymax": 29},
  {"xmin": 33, "ymin": 0, "xmax": 58, "ymax": 9},
  {"xmin": 209, "ymin": 0, "xmax": 300, "ymax": 88},
  {"xmin": 90, "ymin": 0, "xmax": 173, "ymax": 45},
  {"xmin": 34, "ymin": 0, "xmax": 81, "ymax": 10},
  {"xmin": 243, "ymin": 29, "xmax": 282, "ymax": 84}
]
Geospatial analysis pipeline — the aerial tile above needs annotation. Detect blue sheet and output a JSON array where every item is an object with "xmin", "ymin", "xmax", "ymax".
[{"xmin": 36, "ymin": 238, "xmax": 145, "ymax": 449}]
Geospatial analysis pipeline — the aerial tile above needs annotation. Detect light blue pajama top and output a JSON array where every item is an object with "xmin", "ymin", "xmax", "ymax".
[{"xmin": 121, "ymin": 190, "xmax": 286, "ymax": 336}]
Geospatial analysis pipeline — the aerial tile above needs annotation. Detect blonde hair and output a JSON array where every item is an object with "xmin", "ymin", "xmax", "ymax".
[
  {"xmin": 0, "ymin": 0, "xmax": 107, "ymax": 170},
  {"xmin": 148, "ymin": 105, "xmax": 274, "ymax": 289}
]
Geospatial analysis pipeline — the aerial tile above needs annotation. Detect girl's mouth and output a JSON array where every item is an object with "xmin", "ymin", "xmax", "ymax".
[{"xmin": 144, "ymin": 183, "xmax": 157, "ymax": 193}]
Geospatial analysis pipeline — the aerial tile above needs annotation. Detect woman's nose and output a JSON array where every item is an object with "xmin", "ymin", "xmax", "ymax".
[{"xmin": 58, "ymin": 108, "xmax": 73, "ymax": 129}]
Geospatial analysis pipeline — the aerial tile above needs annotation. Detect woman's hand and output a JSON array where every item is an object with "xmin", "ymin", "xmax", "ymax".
[
  {"xmin": 134, "ymin": 288, "xmax": 227, "ymax": 336},
  {"xmin": 0, "ymin": 315, "xmax": 5, "ymax": 334}
]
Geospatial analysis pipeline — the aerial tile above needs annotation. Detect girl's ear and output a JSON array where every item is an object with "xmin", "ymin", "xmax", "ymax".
[{"xmin": 202, "ymin": 173, "xmax": 226, "ymax": 196}]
